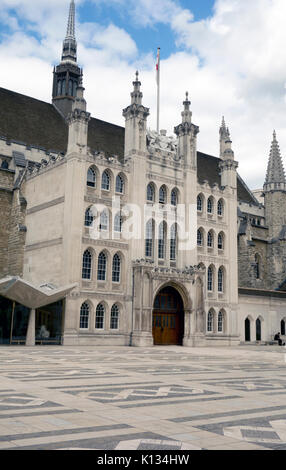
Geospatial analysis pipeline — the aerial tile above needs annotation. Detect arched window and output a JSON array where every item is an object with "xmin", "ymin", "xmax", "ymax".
[
  {"xmin": 99, "ymin": 210, "xmax": 109, "ymax": 231},
  {"xmin": 145, "ymin": 219, "xmax": 154, "ymax": 258},
  {"xmin": 197, "ymin": 229, "xmax": 203, "ymax": 247},
  {"xmin": 68, "ymin": 79, "xmax": 73, "ymax": 96},
  {"xmin": 207, "ymin": 310, "xmax": 214, "ymax": 332},
  {"xmin": 281, "ymin": 319, "xmax": 286, "ymax": 336},
  {"xmin": 82, "ymin": 249, "xmax": 92, "ymax": 280},
  {"xmin": 218, "ymin": 233, "xmax": 224, "ymax": 250},
  {"xmin": 95, "ymin": 303, "xmax": 105, "ymax": 329},
  {"xmin": 57, "ymin": 80, "xmax": 62, "ymax": 96},
  {"xmin": 116, "ymin": 174, "xmax": 124, "ymax": 194},
  {"xmin": 112, "ymin": 254, "xmax": 121, "ymax": 283},
  {"xmin": 85, "ymin": 207, "xmax": 94, "ymax": 227},
  {"xmin": 218, "ymin": 311, "xmax": 224, "ymax": 332},
  {"xmin": 102, "ymin": 170, "xmax": 110, "ymax": 191},
  {"xmin": 197, "ymin": 195, "xmax": 203, "ymax": 212},
  {"xmin": 110, "ymin": 304, "xmax": 119, "ymax": 330},
  {"xmin": 159, "ymin": 185, "xmax": 166, "ymax": 204},
  {"xmin": 171, "ymin": 188, "xmax": 178, "ymax": 206},
  {"xmin": 87, "ymin": 167, "xmax": 96, "ymax": 188},
  {"xmin": 207, "ymin": 266, "xmax": 213, "ymax": 291},
  {"xmin": 97, "ymin": 252, "xmax": 107, "ymax": 281},
  {"xmin": 73, "ymin": 81, "xmax": 78, "ymax": 97},
  {"xmin": 217, "ymin": 199, "xmax": 223, "ymax": 216},
  {"xmin": 170, "ymin": 224, "xmax": 177, "ymax": 260},
  {"xmin": 254, "ymin": 254, "xmax": 260, "ymax": 279},
  {"xmin": 1, "ymin": 160, "xmax": 9, "ymax": 169},
  {"xmin": 207, "ymin": 197, "xmax": 213, "ymax": 214},
  {"xmin": 80, "ymin": 302, "xmax": 90, "ymax": 329},
  {"xmin": 158, "ymin": 222, "xmax": 166, "ymax": 259},
  {"xmin": 256, "ymin": 317, "xmax": 261, "ymax": 341},
  {"xmin": 114, "ymin": 212, "xmax": 122, "ymax": 233},
  {"xmin": 207, "ymin": 231, "xmax": 213, "ymax": 248},
  {"xmin": 218, "ymin": 267, "xmax": 224, "ymax": 293},
  {"xmin": 147, "ymin": 183, "xmax": 155, "ymax": 202}
]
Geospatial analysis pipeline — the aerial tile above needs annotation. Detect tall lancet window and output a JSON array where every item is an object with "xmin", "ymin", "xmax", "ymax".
[
  {"xmin": 158, "ymin": 222, "xmax": 166, "ymax": 259},
  {"xmin": 145, "ymin": 219, "xmax": 154, "ymax": 258},
  {"xmin": 170, "ymin": 224, "xmax": 177, "ymax": 261}
]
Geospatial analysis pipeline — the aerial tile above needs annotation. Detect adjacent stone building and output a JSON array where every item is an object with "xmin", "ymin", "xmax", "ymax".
[{"xmin": 0, "ymin": 0, "xmax": 286, "ymax": 346}]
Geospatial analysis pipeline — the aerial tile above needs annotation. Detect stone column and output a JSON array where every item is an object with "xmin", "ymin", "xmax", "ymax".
[{"xmin": 26, "ymin": 308, "xmax": 36, "ymax": 346}]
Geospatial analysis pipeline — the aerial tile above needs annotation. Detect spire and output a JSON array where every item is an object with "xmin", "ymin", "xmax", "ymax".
[
  {"xmin": 61, "ymin": 0, "xmax": 77, "ymax": 63},
  {"xmin": 219, "ymin": 116, "xmax": 231, "ymax": 158},
  {"xmin": 264, "ymin": 130, "xmax": 286, "ymax": 191},
  {"xmin": 130, "ymin": 70, "xmax": 143, "ymax": 105},
  {"xmin": 66, "ymin": 0, "xmax": 76, "ymax": 40},
  {"xmin": 52, "ymin": 0, "xmax": 81, "ymax": 117},
  {"xmin": 181, "ymin": 91, "xmax": 192, "ymax": 124}
]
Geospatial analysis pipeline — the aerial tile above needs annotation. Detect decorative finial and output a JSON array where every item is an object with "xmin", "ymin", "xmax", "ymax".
[{"xmin": 135, "ymin": 70, "xmax": 139, "ymax": 81}]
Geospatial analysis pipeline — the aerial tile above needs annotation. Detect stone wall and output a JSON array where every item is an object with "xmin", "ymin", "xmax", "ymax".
[{"xmin": 0, "ymin": 169, "xmax": 14, "ymax": 277}]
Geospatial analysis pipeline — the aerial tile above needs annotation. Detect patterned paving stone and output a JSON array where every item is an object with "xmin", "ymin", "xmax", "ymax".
[{"xmin": 0, "ymin": 344, "xmax": 285, "ymax": 450}]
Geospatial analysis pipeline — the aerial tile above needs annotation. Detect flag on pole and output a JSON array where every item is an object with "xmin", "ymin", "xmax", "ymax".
[
  {"xmin": 156, "ymin": 47, "xmax": 160, "ymax": 133},
  {"xmin": 156, "ymin": 47, "xmax": 160, "ymax": 85}
]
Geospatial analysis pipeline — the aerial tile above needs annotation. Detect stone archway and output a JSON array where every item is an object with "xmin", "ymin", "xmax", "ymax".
[{"xmin": 152, "ymin": 285, "xmax": 185, "ymax": 345}]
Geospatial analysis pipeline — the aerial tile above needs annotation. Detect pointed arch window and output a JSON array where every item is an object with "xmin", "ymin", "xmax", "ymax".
[
  {"xmin": 112, "ymin": 254, "xmax": 121, "ymax": 283},
  {"xmin": 114, "ymin": 212, "xmax": 122, "ymax": 233},
  {"xmin": 95, "ymin": 303, "xmax": 105, "ymax": 329},
  {"xmin": 85, "ymin": 207, "xmax": 94, "ymax": 227},
  {"xmin": 87, "ymin": 167, "xmax": 96, "ymax": 188},
  {"xmin": 218, "ymin": 311, "xmax": 224, "ymax": 332},
  {"xmin": 218, "ymin": 233, "xmax": 224, "ymax": 250},
  {"xmin": 145, "ymin": 219, "xmax": 154, "ymax": 258},
  {"xmin": 110, "ymin": 304, "xmax": 120, "ymax": 330},
  {"xmin": 197, "ymin": 229, "xmax": 203, "ymax": 247},
  {"xmin": 99, "ymin": 210, "xmax": 109, "ymax": 231},
  {"xmin": 170, "ymin": 224, "xmax": 177, "ymax": 261},
  {"xmin": 82, "ymin": 249, "xmax": 92, "ymax": 280},
  {"xmin": 97, "ymin": 252, "xmax": 107, "ymax": 281},
  {"xmin": 217, "ymin": 199, "xmax": 223, "ymax": 216},
  {"xmin": 116, "ymin": 174, "xmax": 124, "ymax": 194},
  {"xmin": 159, "ymin": 186, "xmax": 166, "ymax": 204},
  {"xmin": 254, "ymin": 254, "xmax": 260, "ymax": 279},
  {"xmin": 218, "ymin": 267, "xmax": 224, "ymax": 293},
  {"xmin": 207, "ymin": 266, "xmax": 213, "ymax": 291},
  {"xmin": 171, "ymin": 188, "xmax": 178, "ymax": 206},
  {"xmin": 197, "ymin": 195, "xmax": 203, "ymax": 212},
  {"xmin": 158, "ymin": 221, "xmax": 166, "ymax": 259},
  {"xmin": 207, "ymin": 231, "xmax": 213, "ymax": 248},
  {"xmin": 207, "ymin": 197, "xmax": 213, "ymax": 214},
  {"xmin": 80, "ymin": 302, "xmax": 90, "ymax": 329},
  {"xmin": 147, "ymin": 183, "xmax": 155, "ymax": 202},
  {"xmin": 207, "ymin": 310, "xmax": 214, "ymax": 332},
  {"xmin": 102, "ymin": 170, "xmax": 110, "ymax": 191}
]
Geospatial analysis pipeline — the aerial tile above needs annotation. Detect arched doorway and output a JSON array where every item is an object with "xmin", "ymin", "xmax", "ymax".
[
  {"xmin": 281, "ymin": 319, "xmax": 286, "ymax": 336},
  {"xmin": 256, "ymin": 318, "xmax": 261, "ymax": 341},
  {"xmin": 152, "ymin": 286, "xmax": 184, "ymax": 345},
  {"xmin": 245, "ymin": 318, "xmax": 251, "ymax": 341}
]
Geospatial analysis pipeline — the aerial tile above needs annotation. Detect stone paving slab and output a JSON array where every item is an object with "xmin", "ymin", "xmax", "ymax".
[{"xmin": 0, "ymin": 344, "xmax": 285, "ymax": 450}]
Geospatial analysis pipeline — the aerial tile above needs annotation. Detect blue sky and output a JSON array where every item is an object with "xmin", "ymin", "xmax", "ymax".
[
  {"xmin": 0, "ymin": 0, "xmax": 286, "ymax": 189},
  {"xmin": 77, "ymin": 0, "xmax": 215, "ymax": 58}
]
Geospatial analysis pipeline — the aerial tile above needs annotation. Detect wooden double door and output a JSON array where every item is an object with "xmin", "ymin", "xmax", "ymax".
[{"xmin": 152, "ymin": 287, "xmax": 184, "ymax": 345}]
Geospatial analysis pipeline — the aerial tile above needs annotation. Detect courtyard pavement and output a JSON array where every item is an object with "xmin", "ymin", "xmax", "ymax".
[{"xmin": 0, "ymin": 344, "xmax": 286, "ymax": 450}]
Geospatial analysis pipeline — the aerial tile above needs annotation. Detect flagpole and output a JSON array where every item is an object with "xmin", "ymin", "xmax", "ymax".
[{"xmin": 156, "ymin": 47, "xmax": 160, "ymax": 134}]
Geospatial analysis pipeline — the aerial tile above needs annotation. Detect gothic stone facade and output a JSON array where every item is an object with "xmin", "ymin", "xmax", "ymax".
[{"xmin": 0, "ymin": 1, "xmax": 286, "ymax": 346}]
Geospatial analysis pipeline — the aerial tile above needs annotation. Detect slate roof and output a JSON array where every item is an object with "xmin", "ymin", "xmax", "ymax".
[{"xmin": 0, "ymin": 87, "xmax": 257, "ymax": 205}]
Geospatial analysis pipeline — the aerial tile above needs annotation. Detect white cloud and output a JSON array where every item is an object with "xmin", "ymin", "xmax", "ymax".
[{"xmin": 1, "ymin": 0, "xmax": 286, "ymax": 189}]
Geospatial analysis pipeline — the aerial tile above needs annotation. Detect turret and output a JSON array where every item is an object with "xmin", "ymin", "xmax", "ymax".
[
  {"xmin": 67, "ymin": 75, "xmax": 91, "ymax": 155},
  {"xmin": 219, "ymin": 122, "xmax": 238, "ymax": 188},
  {"xmin": 263, "ymin": 131, "xmax": 286, "ymax": 238},
  {"xmin": 174, "ymin": 92, "xmax": 199, "ymax": 170},
  {"xmin": 52, "ymin": 0, "xmax": 82, "ymax": 118},
  {"xmin": 122, "ymin": 71, "xmax": 150, "ymax": 158}
]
